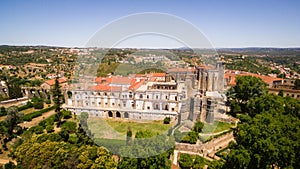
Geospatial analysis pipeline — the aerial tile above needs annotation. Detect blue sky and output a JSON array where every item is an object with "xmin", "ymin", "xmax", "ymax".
[{"xmin": 0, "ymin": 0, "xmax": 299, "ymax": 48}]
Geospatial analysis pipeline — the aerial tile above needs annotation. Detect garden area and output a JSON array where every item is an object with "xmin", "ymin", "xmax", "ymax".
[{"xmin": 87, "ymin": 118, "xmax": 173, "ymax": 140}]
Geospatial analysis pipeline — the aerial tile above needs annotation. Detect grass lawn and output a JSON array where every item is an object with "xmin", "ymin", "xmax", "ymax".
[
  {"xmin": 87, "ymin": 118, "xmax": 172, "ymax": 140},
  {"xmin": 202, "ymin": 121, "xmax": 234, "ymax": 134}
]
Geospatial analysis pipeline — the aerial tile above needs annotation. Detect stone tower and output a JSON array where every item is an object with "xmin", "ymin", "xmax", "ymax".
[{"xmin": 216, "ymin": 61, "xmax": 225, "ymax": 92}]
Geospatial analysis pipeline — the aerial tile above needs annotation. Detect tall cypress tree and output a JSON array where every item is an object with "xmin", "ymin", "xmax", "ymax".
[{"xmin": 52, "ymin": 75, "xmax": 63, "ymax": 127}]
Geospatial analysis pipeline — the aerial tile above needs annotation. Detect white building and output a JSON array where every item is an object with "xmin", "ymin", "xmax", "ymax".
[{"xmin": 64, "ymin": 73, "xmax": 187, "ymax": 120}]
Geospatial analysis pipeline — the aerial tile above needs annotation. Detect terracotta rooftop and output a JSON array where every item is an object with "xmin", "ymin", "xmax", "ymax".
[
  {"xmin": 225, "ymin": 71, "xmax": 283, "ymax": 86},
  {"xmin": 45, "ymin": 77, "xmax": 67, "ymax": 86},
  {"xmin": 95, "ymin": 77, "xmax": 104, "ymax": 83},
  {"xmin": 150, "ymin": 73, "xmax": 166, "ymax": 77},
  {"xmin": 106, "ymin": 76, "xmax": 133, "ymax": 85},
  {"xmin": 91, "ymin": 85, "xmax": 122, "ymax": 91},
  {"xmin": 129, "ymin": 79, "xmax": 145, "ymax": 90}
]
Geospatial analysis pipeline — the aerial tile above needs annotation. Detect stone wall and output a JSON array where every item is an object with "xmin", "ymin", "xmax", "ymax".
[{"xmin": 175, "ymin": 131, "xmax": 234, "ymax": 155}]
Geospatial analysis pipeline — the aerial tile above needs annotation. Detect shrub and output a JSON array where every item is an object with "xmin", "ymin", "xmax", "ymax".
[
  {"xmin": 62, "ymin": 110, "xmax": 72, "ymax": 119},
  {"xmin": 33, "ymin": 102, "xmax": 44, "ymax": 109},
  {"xmin": 45, "ymin": 100, "xmax": 51, "ymax": 104},
  {"xmin": 4, "ymin": 161, "xmax": 16, "ymax": 169},
  {"xmin": 22, "ymin": 106, "xmax": 55, "ymax": 121},
  {"xmin": 181, "ymin": 131, "xmax": 198, "ymax": 144},
  {"xmin": 163, "ymin": 117, "xmax": 171, "ymax": 124},
  {"xmin": 18, "ymin": 101, "xmax": 33, "ymax": 111},
  {"xmin": 61, "ymin": 121, "xmax": 76, "ymax": 133},
  {"xmin": 193, "ymin": 121, "xmax": 204, "ymax": 133},
  {"xmin": 0, "ymin": 107, "xmax": 6, "ymax": 117},
  {"xmin": 35, "ymin": 126, "xmax": 44, "ymax": 134},
  {"xmin": 179, "ymin": 154, "xmax": 194, "ymax": 169},
  {"xmin": 38, "ymin": 120, "xmax": 47, "ymax": 128},
  {"xmin": 46, "ymin": 125, "xmax": 54, "ymax": 133}
]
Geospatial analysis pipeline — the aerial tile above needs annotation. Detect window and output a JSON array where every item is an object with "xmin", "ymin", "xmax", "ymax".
[
  {"xmin": 139, "ymin": 94, "xmax": 143, "ymax": 99},
  {"xmin": 171, "ymin": 108, "xmax": 175, "ymax": 111},
  {"xmin": 156, "ymin": 95, "xmax": 159, "ymax": 99},
  {"xmin": 154, "ymin": 104, "xmax": 159, "ymax": 110},
  {"xmin": 104, "ymin": 92, "xmax": 107, "ymax": 96},
  {"xmin": 112, "ymin": 103, "xmax": 115, "ymax": 105},
  {"xmin": 147, "ymin": 95, "xmax": 149, "ymax": 99},
  {"xmin": 147, "ymin": 106, "xmax": 150, "ymax": 110},
  {"xmin": 105, "ymin": 102, "xmax": 108, "ymax": 105}
]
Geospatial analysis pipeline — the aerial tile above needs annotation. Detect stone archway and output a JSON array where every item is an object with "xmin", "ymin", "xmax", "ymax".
[
  {"xmin": 116, "ymin": 111, "xmax": 121, "ymax": 118},
  {"xmin": 124, "ymin": 112, "xmax": 129, "ymax": 118},
  {"xmin": 108, "ymin": 111, "xmax": 113, "ymax": 117}
]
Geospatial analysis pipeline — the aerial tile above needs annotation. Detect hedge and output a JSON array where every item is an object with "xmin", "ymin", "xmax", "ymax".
[
  {"xmin": 23, "ymin": 106, "xmax": 55, "ymax": 122},
  {"xmin": 18, "ymin": 102, "xmax": 33, "ymax": 111}
]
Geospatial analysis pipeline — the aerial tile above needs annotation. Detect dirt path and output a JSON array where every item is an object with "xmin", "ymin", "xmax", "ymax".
[{"xmin": 19, "ymin": 110, "xmax": 56, "ymax": 128}]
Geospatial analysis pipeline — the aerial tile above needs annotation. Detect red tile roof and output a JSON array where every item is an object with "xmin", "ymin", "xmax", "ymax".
[
  {"xmin": 150, "ymin": 73, "xmax": 166, "ymax": 77},
  {"xmin": 129, "ymin": 79, "xmax": 145, "ymax": 90},
  {"xmin": 225, "ymin": 71, "xmax": 282, "ymax": 86},
  {"xmin": 91, "ymin": 85, "xmax": 122, "ymax": 91},
  {"xmin": 45, "ymin": 78, "xmax": 67, "ymax": 86},
  {"xmin": 106, "ymin": 76, "xmax": 133, "ymax": 85},
  {"xmin": 95, "ymin": 77, "xmax": 103, "ymax": 83}
]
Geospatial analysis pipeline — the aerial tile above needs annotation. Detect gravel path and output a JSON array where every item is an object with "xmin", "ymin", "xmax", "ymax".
[{"xmin": 19, "ymin": 109, "xmax": 56, "ymax": 128}]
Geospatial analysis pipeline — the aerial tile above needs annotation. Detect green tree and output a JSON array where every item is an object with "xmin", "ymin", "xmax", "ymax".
[
  {"xmin": 294, "ymin": 79, "xmax": 300, "ymax": 90},
  {"xmin": 126, "ymin": 126, "xmax": 133, "ymax": 145},
  {"xmin": 61, "ymin": 121, "xmax": 77, "ymax": 133},
  {"xmin": 227, "ymin": 76, "xmax": 267, "ymax": 114},
  {"xmin": 224, "ymin": 94, "xmax": 300, "ymax": 169},
  {"xmin": 118, "ymin": 131, "xmax": 174, "ymax": 168},
  {"xmin": 46, "ymin": 125, "xmax": 54, "ymax": 133},
  {"xmin": 5, "ymin": 106, "xmax": 23, "ymax": 138},
  {"xmin": 52, "ymin": 76, "xmax": 63, "ymax": 127},
  {"xmin": 182, "ymin": 131, "xmax": 198, "ymax": 144},
  {"xmin": 163, "ymin": 117, "xmax": 171, "ymax": 124},
  {"xmin": 0, "ymin": 106, "xmax": 6, "ymax": 116},
  {"xmin": 278, "ymin": 89, "xmax": 284, "ymax": 97},
  {"xmin": 179, "ymin": 154, "xmax": 194, "ymax": 169},
  {"xmin": 193, "ymin": 121, "xmax": 204, "ymax": 133}
]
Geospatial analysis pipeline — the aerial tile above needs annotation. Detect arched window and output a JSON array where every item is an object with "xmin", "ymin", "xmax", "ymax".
[
  {"xmin": 108, "ymin": 111, "xmax": 113, "ymax": 117},
  {"xmin": 116, "ymin": 111, "xmax": 121, "ymax": 118},
  {"xmin": 124, "ymin": 112, "xmax": 129, "ymax": 118},
  {"xmin": 154, "ymin": 103, "xmax": 159, "ymax": 110}
]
